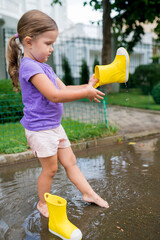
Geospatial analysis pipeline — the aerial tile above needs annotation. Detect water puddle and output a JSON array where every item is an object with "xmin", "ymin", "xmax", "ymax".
[{"xmin": 0, "ymin": 137, "xmax": 160, "ymax": 239}]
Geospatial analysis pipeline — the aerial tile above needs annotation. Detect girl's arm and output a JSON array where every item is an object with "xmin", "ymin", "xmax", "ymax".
[
  {"xmin": 30, "ymin": 73, "xmax": 104, "ymax": 103},
  {"xmin": 56, "ymin": 77, "xmax": 87, "ymax": 90},
  {"xmin": 56, "ymin": 74, "xmax": 98, "ymax": 90}
]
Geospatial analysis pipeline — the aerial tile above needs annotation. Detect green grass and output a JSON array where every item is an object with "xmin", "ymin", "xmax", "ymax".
[
  {"xmin": 107, "ymin": 89, "xmax": 160, "ymax": 111},
  {"xmin": 0, "ymin": 122, "xmax": 28, "ymax": 154},
  {"xmin": 0, "ymin": 119, "xmax": 117, "ymax": 154},
  {"xmin": 0, "ymin": 79, "xmax": 15, "ymax": 94},
  {"xmin": 0, "ymin": 80, "xmax": 117, "ymax": 154}
]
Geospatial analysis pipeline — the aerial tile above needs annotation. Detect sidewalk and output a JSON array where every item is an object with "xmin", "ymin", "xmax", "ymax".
[
  {"xmin": 107, "ymin": 105, "xmax": 160, "ymax": 134},
  {"xmin": 1, "ymin": 106, "xmax": 160, "ymax": 166}
]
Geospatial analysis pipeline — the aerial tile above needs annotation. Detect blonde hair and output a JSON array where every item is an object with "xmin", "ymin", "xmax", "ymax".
[{"xmin": 7, "ymin": 10, "xmax": 58, "ymax": 92}]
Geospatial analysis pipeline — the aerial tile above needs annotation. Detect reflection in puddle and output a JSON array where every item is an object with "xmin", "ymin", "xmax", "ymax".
[
  {"xmin": 132, "ymin": 138, "xmax": 158, "ymax": 162},
  {"xmin": 23, "ymin": 210, "xmax": 41, "ymax": 240},
  {"xmin": 0, "ymin": 137, "xmax": 160, "ymax": 240}
]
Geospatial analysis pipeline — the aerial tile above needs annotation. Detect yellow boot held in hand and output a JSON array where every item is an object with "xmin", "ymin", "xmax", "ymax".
[
  {"xmin": 94, "ymin": 47, "xmax": 130, "ymax": 88},
  {"xmin": 44, "ymin": 193, "xmax": 82, "ymax": 240}
]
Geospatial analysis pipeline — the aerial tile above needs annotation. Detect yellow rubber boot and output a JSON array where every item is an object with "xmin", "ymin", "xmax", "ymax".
[
  {"xmin": 44, "ymin": 193, "xmax": 82, "ymax": 240},
  {"xmin": 94, "ymin": 47, "xmax": 130, "ymax": 88}
]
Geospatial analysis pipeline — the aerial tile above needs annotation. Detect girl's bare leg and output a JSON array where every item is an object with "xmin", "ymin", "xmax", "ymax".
[
  {"xmin": 58, "ymin": 147, "xmax": 109, "ymax": 208},
  {"xmin": 37, "ymin": 155, "xmax": 58, "ymax": 217}
]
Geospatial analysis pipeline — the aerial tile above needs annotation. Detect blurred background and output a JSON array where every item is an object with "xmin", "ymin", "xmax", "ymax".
[
  {"xmin": 0, "ymin": 0, "xmax": 160, "ymax": 154},
  {"xmin": 0, "ymin": 0, "xmax": 159, "ymax": 91}
]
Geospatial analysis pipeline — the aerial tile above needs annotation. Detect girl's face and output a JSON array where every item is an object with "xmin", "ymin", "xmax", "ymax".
[{"xmin": 25, "ymin": 30, "xmax": 58, "ymax": 63}]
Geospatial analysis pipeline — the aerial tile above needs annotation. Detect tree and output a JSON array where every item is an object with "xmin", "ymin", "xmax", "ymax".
[
  {"xmin": 84, "ymin": 0, "xmax": 112, "ymax": 64},
  {"xmin": 52, "ymin": 0, "xmax": 160, "ymax": 64},
  {"xmin": 83, "ymin": 0, "xmax": 160, "ymax": 62},
  {"xmin": 62, "ymin": 55, "xmax": 74, "ymax": 85},
  {"xmin": 112, "ymin": 0, "xmax": 160, "ymax": 52},
  {"xmin": 102, "ymin": 0, "xmax": 111, "ymax": 64},
  {"xmin": 79, "ymin": 59, "xmax": 90, "ymax": 85}
]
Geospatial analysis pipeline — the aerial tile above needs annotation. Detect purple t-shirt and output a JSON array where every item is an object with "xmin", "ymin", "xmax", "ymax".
[{"xmin": 19, "ymin": 57, "xmax": 63, "ymax": 131}]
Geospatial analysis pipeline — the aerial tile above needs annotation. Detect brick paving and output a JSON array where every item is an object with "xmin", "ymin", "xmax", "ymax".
[{"xmin": 107, "ymin": 106, "xmax": 160, "ymax": 134}]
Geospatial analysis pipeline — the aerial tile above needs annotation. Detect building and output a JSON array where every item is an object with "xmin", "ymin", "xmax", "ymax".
[
  {"xmin": 0, "ymin": 0, "xmax": 71, "ymax": 79},
  {"xmin": 0, "ymin": 0, "xmax": 158, "ymax": 82}
]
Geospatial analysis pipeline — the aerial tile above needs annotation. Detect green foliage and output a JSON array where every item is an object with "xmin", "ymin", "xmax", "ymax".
[
  {"xmin": 62, "ymin": 119, "xmax": 117, "ymax": 142},
  {"xmin": 120, "ymin": 73, "xmax": 135, "ymax": 89},
  {"xmin": 133, "ymin": 64, "xmax": 160, "ymax": 94},
  {"xmin": 154, "ymin": 18, "xmax": 160, "ymax": 42},
  {"xmin": 0, "ymin": 93, "xmax": 23, "ymax": 124},
  {"xmin": 0, "ymin": 119, "xmax": 117, "ymax": 154},
  {"xmin": 151, "ymin": 83, "xmax": 160, "ymax": 104},
  {"xmin": 151, "ymin": 56, "xmax": 160, "ymax": 64},
  {"xmin": 0, "ymin": 80, "xmax": 23, "ymax": 123},
  {"xmin": 62, "ymin": 55, "xmax": 74, "ymax": 85},
  {"xmin": 51, "ymin": 0, "xmax": 160, "ymax": 55},
  {"xmin": 112, "ymin": 0, "xmax": 160, "ymax": 52},
  {"xmin": 80, "ymin": 0, "xmax": 160, "ymax": 52},
  {"xmin": 83, "ymin": 0, "xmax": 101, "ymax": 10},
  {"xmin": 79, "ymin": 59, "xmax": 90, "ymax": 85},
  {"xmin": 108, "ymin": 89, "xmax": 160, "ymax": 111},
  {"xmin": 0, "ymin": 122, "xmax": 28, "ymax": 154},
  {"xmin": 93, "ymin": 57, "xmax": 100, "ymax": 72},
  {"xmin": 51, "ymin": 0, "xmax": 62, "ymax": 6},
  {"xmin": 0, "ymin": 79, "xmax": 15, "ymax": 94}
]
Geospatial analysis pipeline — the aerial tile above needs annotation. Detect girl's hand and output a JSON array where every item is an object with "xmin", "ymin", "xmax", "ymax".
[
  {"xmin": 86, "ymin": 84, "xmax": 105, "ymax": 103},
  {"xmin": 88, "ymin": 74, "xmax": 99, "ymax": 87}
]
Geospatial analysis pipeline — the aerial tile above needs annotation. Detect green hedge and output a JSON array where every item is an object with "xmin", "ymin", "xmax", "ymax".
[
  {"xmin": 0, "ymin": 79, "xmax": 15, "ymax": 94},
  {"xmin": 0, "ymin": 79, "xmax": 23, "ymax": 123},
  {"xmin": 133, "ymin": 63, "xmax": 160, "ymax": 94},
  {"xmin": 80, "ymin": 59, "xmax": 90, "ymax": 85},
  {"xmin": 151, "ymin": 82, "xmax": 160, "ymax": 104},
  {"xmin": 0, "ymin": 93, "xmax": 23, "ymax": 123}
]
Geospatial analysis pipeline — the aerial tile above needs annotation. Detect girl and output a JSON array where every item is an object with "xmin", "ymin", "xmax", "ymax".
[{"xmin": 7, "ymin": 9, "xmax": 109, "ymax": 218}]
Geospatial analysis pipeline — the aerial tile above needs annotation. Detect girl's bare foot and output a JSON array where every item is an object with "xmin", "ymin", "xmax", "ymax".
[
  {"xmin": 83, "ymin": 192, "xmax": 109, "ymax": 208},
  {"xmin": 37, "ymin": 201, "xmax": 49, "ymax": 218}
]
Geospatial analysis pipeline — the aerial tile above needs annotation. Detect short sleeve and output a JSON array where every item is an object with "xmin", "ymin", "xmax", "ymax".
[
  {"xmin": 21, "ymin": 59, "xmax": 45, "ymax": 82},
  {"xmin": 51, "ymin": 67, "xmax": 57, "ymax": 80}
]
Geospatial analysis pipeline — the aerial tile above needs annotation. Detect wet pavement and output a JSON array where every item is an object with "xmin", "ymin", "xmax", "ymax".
[
  {"xmin": 107, "ymin": 106, "xmax": 160, "ymax": 134},
  {"xmin": 63, "ymin": 102, "xmax": 160, "ymax": 135},
  {"xmin": 0, "ymin": 137, "xmax": 160, "ymax": 240}
]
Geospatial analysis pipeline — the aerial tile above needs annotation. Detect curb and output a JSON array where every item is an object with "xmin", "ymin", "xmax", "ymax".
[
  {"xmin": 109, "ymin": 105, "xmax": 160, "ymax": 115},
  {"xmin": 1, "ymin": 129, "xmax": 160, "ymax": 167}
]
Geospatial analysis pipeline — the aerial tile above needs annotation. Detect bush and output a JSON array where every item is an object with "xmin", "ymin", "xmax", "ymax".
[
  {"xmin": 93, "ymin": 57, "xmax": 100, "ymax": 72},
  {"xmin": 0, "ymin": 79, "xmax": 15, "ymax": 94},
  {"xmin": 133, "ymin": 63, "xmax": 160, "ymax": 94},
  {"xmin": 151, "ymin": 82, "xmax": 160, "ymax": 104},
  {"xmin": 62, "ymin": 55, "xmax": 74, "ymax": 85},
  {"xmin": 80, "ymin": 59, "xmax": 90, "ymax": 85},
  {"xmin": 0, "ymin": 79, "xmax": 23, "ymax": 123},
  {"xmin": 0, "ymin": 93, "xmax": 23, "ymax": 123},
  {"xmin": 120, "ymin": 73, "xmax": 135, "ymax": 89}
]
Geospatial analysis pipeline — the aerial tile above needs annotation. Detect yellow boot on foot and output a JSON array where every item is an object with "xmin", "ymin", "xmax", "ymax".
[
  {"xmin": 94, "ymin": 47, "xmax": 130, "ymax": 88},
  {"xmin": 44, "ymin": 193, "xmax": 82, "ymax": 240}
]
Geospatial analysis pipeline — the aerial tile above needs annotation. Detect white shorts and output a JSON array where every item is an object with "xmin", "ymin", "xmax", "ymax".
[{"xmin": 25, "ymin": 125, "xmax": 71, "ymax": 158}]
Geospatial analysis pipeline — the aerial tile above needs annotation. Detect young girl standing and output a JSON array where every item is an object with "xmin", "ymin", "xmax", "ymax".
[{"xmin": 7, "ymin": 9, "xmax": 109, "ymax": 218}]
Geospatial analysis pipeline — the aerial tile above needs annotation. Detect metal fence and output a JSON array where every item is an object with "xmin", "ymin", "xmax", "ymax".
[
  {"xmin": 0, "ymin": 92, "xmax": 108, "ymax": 154},
  {"xmin": 0, "ymin": 27, "xmax": 160, "ymax": 154},
  {"xmin": 1, "ymin": 28, "xmax": 160, "ymax": 80}
]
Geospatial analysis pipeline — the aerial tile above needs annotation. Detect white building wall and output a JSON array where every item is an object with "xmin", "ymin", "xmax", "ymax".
[
  {"xmin": 0, "ymin": 0, "xmax": 156, "ymax": 80},
  {"xmin": 0, "ymin": 0, "xmax": 70, "ymax": 32}
]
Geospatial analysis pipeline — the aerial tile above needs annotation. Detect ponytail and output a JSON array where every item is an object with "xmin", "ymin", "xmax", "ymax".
[
  {"xmin": 7, "ymin": 10, "xmax": 58, "ymax": 92},
  {"xmin": 7, "ymin": 35, "xmax": 22, "ymax": 92}
]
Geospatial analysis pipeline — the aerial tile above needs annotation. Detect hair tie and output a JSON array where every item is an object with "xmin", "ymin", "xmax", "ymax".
[{"xmin": 15, "ymin": 33, "xmax": 18, "ymax": 38}]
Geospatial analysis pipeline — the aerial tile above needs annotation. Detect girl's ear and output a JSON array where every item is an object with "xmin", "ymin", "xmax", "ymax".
[{"xmin": 23, "ymin": 36, "xmax": 32, "ymax": 48}]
